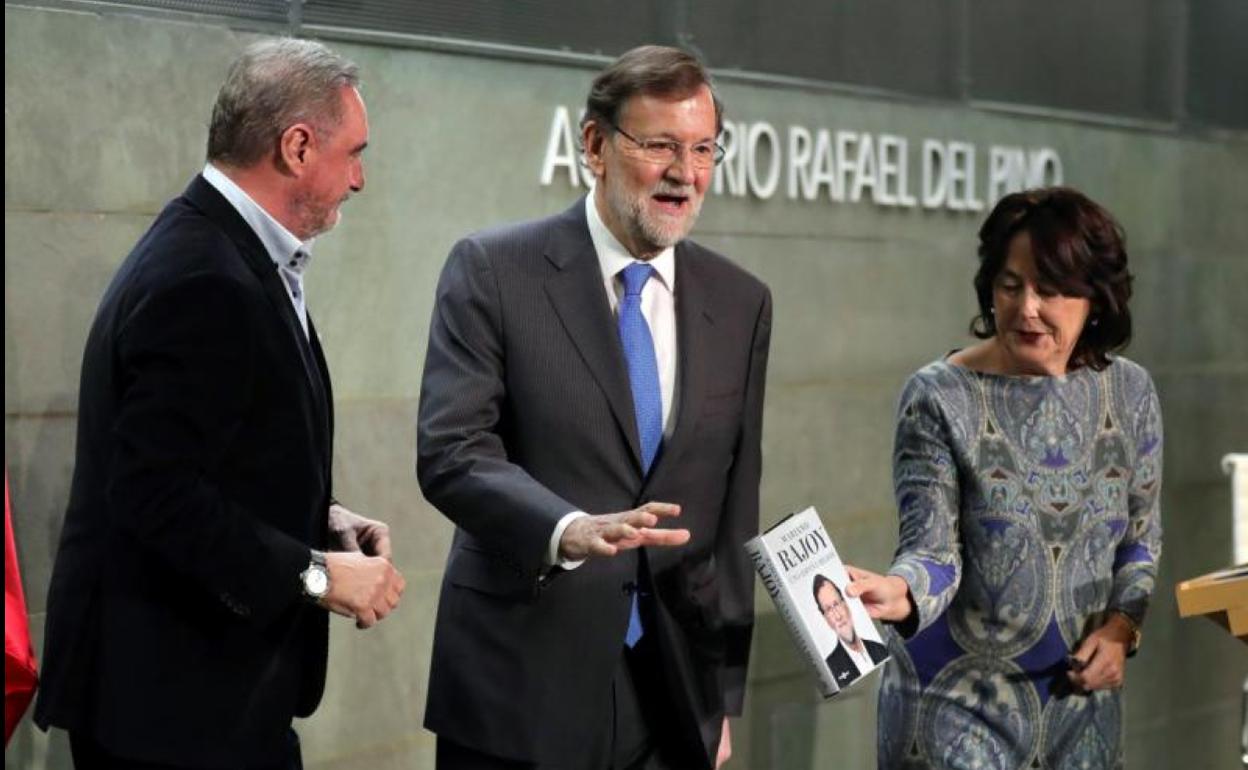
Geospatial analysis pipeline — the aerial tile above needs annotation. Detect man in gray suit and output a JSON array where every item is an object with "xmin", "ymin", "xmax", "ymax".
[{"xmin": 418, "ymin": 45, "xmax": 772, "ymax": 770}]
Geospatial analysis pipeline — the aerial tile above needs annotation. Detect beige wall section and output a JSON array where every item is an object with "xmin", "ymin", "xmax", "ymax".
[{"xmin": 6, "ymin": 5, "xmax": 1247, "ymax": 769}]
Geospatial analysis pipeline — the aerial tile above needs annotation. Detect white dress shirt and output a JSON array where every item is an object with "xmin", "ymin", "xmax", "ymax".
[
  {"xmin": 587, "ymin": 197, "xmax": 679, "ymax": 433},
  {"xmin": 843, "ymin": 640, "xmax": 874, "ymax": 675},
  {"xmin": 201, "ymin": 163, "xmax": 314, "ymax": 337},
  {"xmin": 545, "ymin": 195, "xmax": 681, "ymax": 568}
]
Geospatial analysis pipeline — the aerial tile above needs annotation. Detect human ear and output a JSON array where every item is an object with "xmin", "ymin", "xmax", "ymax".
[
  {"xmin": 582, "ymin": 121, "xmax": 608, "ymax": 178},
  {"xmin": 279, "ymin": 123, "xmax": 315, "ymax": 175}
]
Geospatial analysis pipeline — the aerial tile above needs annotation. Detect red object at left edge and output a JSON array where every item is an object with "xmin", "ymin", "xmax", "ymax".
[{"xmin": 5, "ymin": 472, "xmax": 38, "ymax": 745}]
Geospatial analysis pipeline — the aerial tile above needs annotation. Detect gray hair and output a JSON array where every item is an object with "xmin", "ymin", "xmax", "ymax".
[
  {"xmin": 207, "ymin": 38, "xmax": 359, "ymax": 167},
  {"xmin": 582, "ymin": 45, "xmax": 723, "ymax": 136}
]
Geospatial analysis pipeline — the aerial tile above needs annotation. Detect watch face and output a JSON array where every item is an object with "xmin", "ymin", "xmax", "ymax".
[{"xmin": 304, "ymin": 566, "xmax": 329, "ymax": 597}]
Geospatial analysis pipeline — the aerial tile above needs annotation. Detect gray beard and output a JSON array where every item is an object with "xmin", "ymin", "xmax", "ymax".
[
  {"xmin": 289, "ymin": 191, "xmax": 336, "ymax": 240},
  {"xmin": 607, "ymin": 180, "xmax": 702, "ymax": 254}
]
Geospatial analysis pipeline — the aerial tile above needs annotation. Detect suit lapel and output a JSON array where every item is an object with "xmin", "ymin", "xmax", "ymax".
[
  {"xmin": 183, "ymin": 175, "xmax": 332, "ymax": 447},
  {"xmin": 306, "ymin": 315, "xmax": 334, "ymax": 473},
  {"xmin": 644, "ymin": 243, "xmax": 714, "ymax": 492},
  {"xmin": 542, "ymin": 202, "xmax": 644, "ymax": 471}
]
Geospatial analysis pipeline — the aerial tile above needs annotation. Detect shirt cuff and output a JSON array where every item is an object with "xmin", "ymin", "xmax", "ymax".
[{"xmin": 546, "ymin": 511, "xmax": 589, "ymax": 570}]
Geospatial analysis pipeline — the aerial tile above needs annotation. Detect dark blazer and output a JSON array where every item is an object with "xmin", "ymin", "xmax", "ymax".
[
  {"xmin": 825, "ymin": 638, "xmax": 889, "ymax": 688},
  {"xmin": 418, "ymin": 199, "xmax": 772, "ymax": 769},
  {"xmin": 34, "ymin": 175, "xmax": 334, "ymax": 767}
]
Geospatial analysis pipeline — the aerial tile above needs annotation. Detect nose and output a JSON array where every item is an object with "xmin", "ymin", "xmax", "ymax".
[
  {"xmin": 1020, "ymin": 286, "xmax": 1042, "ymax": 317},
  {"xmin": 665, "ymin": 148, "xmax": 698, "ymax": 185},
  {"xmin": 351, "ymin": 159, "xmax": 365, "ymax": 193}
]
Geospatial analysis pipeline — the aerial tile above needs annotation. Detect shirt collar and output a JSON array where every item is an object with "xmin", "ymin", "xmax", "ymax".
[
  {"xmin": 202, "ymin": 163, "xmax": 314, "ymax": 275},
  {"xmin": 584, "ymin": 194, "xmax": 675, "ymax": 293}
]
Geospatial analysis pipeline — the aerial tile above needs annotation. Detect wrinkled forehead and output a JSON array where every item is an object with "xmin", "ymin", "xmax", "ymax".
[{"xmin": 617, "ymin": 85, "xmax": 717, "ymax": 137}]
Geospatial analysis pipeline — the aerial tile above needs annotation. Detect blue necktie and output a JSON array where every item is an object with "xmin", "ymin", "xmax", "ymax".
[{"xmin": 618, "ymin": 262, "xmax": 663, "ymax": 648}]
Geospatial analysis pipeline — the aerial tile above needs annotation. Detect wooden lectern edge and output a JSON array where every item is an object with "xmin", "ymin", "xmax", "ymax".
[
  {"xmin": 1174, "ymin": 565, "xmax": 1248, "ymax": 643},
  {"xmin": 1227, "ymin": 605, "xmax": 1248, "ymax": 637}
]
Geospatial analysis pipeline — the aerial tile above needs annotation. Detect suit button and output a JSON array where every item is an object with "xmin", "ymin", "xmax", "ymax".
[{"xmin": 219, "ymin": 592, "xmax": 250, "ymax": 617}]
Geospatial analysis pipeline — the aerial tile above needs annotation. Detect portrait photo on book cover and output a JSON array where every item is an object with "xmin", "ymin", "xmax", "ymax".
[{"xmin": 810, "ymin": 571, "xmax": 889, "ymax": 688}]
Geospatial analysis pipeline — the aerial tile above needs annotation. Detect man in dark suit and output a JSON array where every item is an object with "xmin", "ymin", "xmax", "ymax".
[
  {"xmin": 418, "ymin": 46, "xmax": 772, "ymax": 770},
  {"xmin": 34, "ymin": 39, "xmax": 404, "ymax": 769},
  {"xmin": 813, "ymin": 574, "xmax": 888, "ymax": 688}
]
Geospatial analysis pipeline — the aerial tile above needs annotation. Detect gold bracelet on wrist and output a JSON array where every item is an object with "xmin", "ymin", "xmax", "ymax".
[{"xmin": 1109, "ymin": 609, "xmax": 1142, "ymax": 654}]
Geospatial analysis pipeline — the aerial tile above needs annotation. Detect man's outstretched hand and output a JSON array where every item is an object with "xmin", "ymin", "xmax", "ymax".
[{"xmin": 558, "ymin": 502, "xmax": 689, "ymax": 561}]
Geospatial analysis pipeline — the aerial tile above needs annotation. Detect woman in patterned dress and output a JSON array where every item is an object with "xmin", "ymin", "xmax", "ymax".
[{"xmin": 848, "ymin": 188, "xmax": 1163, "ymax": 769}]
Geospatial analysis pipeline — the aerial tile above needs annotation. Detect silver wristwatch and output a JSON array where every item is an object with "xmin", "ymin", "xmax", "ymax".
[{"xmin": 300, "ymin": 549, "xmax": 330, "ymax": 601}]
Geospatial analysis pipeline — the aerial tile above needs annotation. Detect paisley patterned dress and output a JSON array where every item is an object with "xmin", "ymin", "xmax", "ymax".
[{"xmin": 877, "ymin": 357, "xmax": 1163, "ymax": 770}]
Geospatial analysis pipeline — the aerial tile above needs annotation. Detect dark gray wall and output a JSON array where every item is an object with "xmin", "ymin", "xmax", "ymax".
[{"xmin": 52, "ymin": 0, "xmax": 1248, "ymax": 130}]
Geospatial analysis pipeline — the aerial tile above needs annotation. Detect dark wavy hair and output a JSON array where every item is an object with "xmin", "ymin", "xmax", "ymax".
[
  {"xmin": 972, "ymin": 187, "xmax": 1133, "ymax": 371},
  {"xmin": 581, "ymin": 45, "xmax": 723, "ymax": 136}
]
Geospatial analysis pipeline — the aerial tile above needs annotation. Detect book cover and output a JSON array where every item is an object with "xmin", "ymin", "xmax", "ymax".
[{"xmin": 745, "ymin": 506, "xmax": 889, "ymax": 698}]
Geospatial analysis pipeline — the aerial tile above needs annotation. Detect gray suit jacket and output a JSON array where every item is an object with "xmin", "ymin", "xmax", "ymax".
[{"xmin": 417, "ymin": 198, "xmax": 772, "ymax": 768}]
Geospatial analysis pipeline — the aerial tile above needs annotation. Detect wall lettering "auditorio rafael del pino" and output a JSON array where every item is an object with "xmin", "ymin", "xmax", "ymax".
[{"xmin": 539, "ymin": 105, "xmax": 1063, "ymax": 213}]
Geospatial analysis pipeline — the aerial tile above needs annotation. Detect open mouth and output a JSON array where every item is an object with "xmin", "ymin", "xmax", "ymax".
[
  {"xmin": 1015, "ymin": 331, "xmax": 1047, "ymax": 345},
  {"xmin": 651, "ymin": 193, "xmax": 689, "ymax": 215}
]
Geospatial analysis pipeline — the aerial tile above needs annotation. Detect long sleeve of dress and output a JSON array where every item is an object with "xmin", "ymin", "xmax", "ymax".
[
  {"xmin": 1108, "ymin": 365, "xmax": 1164, "ymax": 626},
  {"xmin": 888, "ymin": 371, "xmax": 963, "ymax": 637}
]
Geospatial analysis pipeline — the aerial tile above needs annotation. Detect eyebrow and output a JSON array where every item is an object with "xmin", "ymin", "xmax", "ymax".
[{"xmin": 640, "ymin": 130, "xmax": 717, "ymax": 145}]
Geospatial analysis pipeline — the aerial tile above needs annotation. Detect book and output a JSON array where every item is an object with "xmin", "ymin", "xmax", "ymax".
[{"xmin": 745, "ymin": 506, "xmax": 890, "ymax": 698}]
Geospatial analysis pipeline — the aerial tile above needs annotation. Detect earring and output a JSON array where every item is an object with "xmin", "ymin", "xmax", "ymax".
[{"xmin": 1090, "ymin": 317, "xmax": 1099, "ymax": 327}]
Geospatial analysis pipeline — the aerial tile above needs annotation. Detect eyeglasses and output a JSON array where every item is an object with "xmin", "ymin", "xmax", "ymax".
[{"xmin": 608, "ymin": 122, "xmax": 725, "ymax": 169}]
